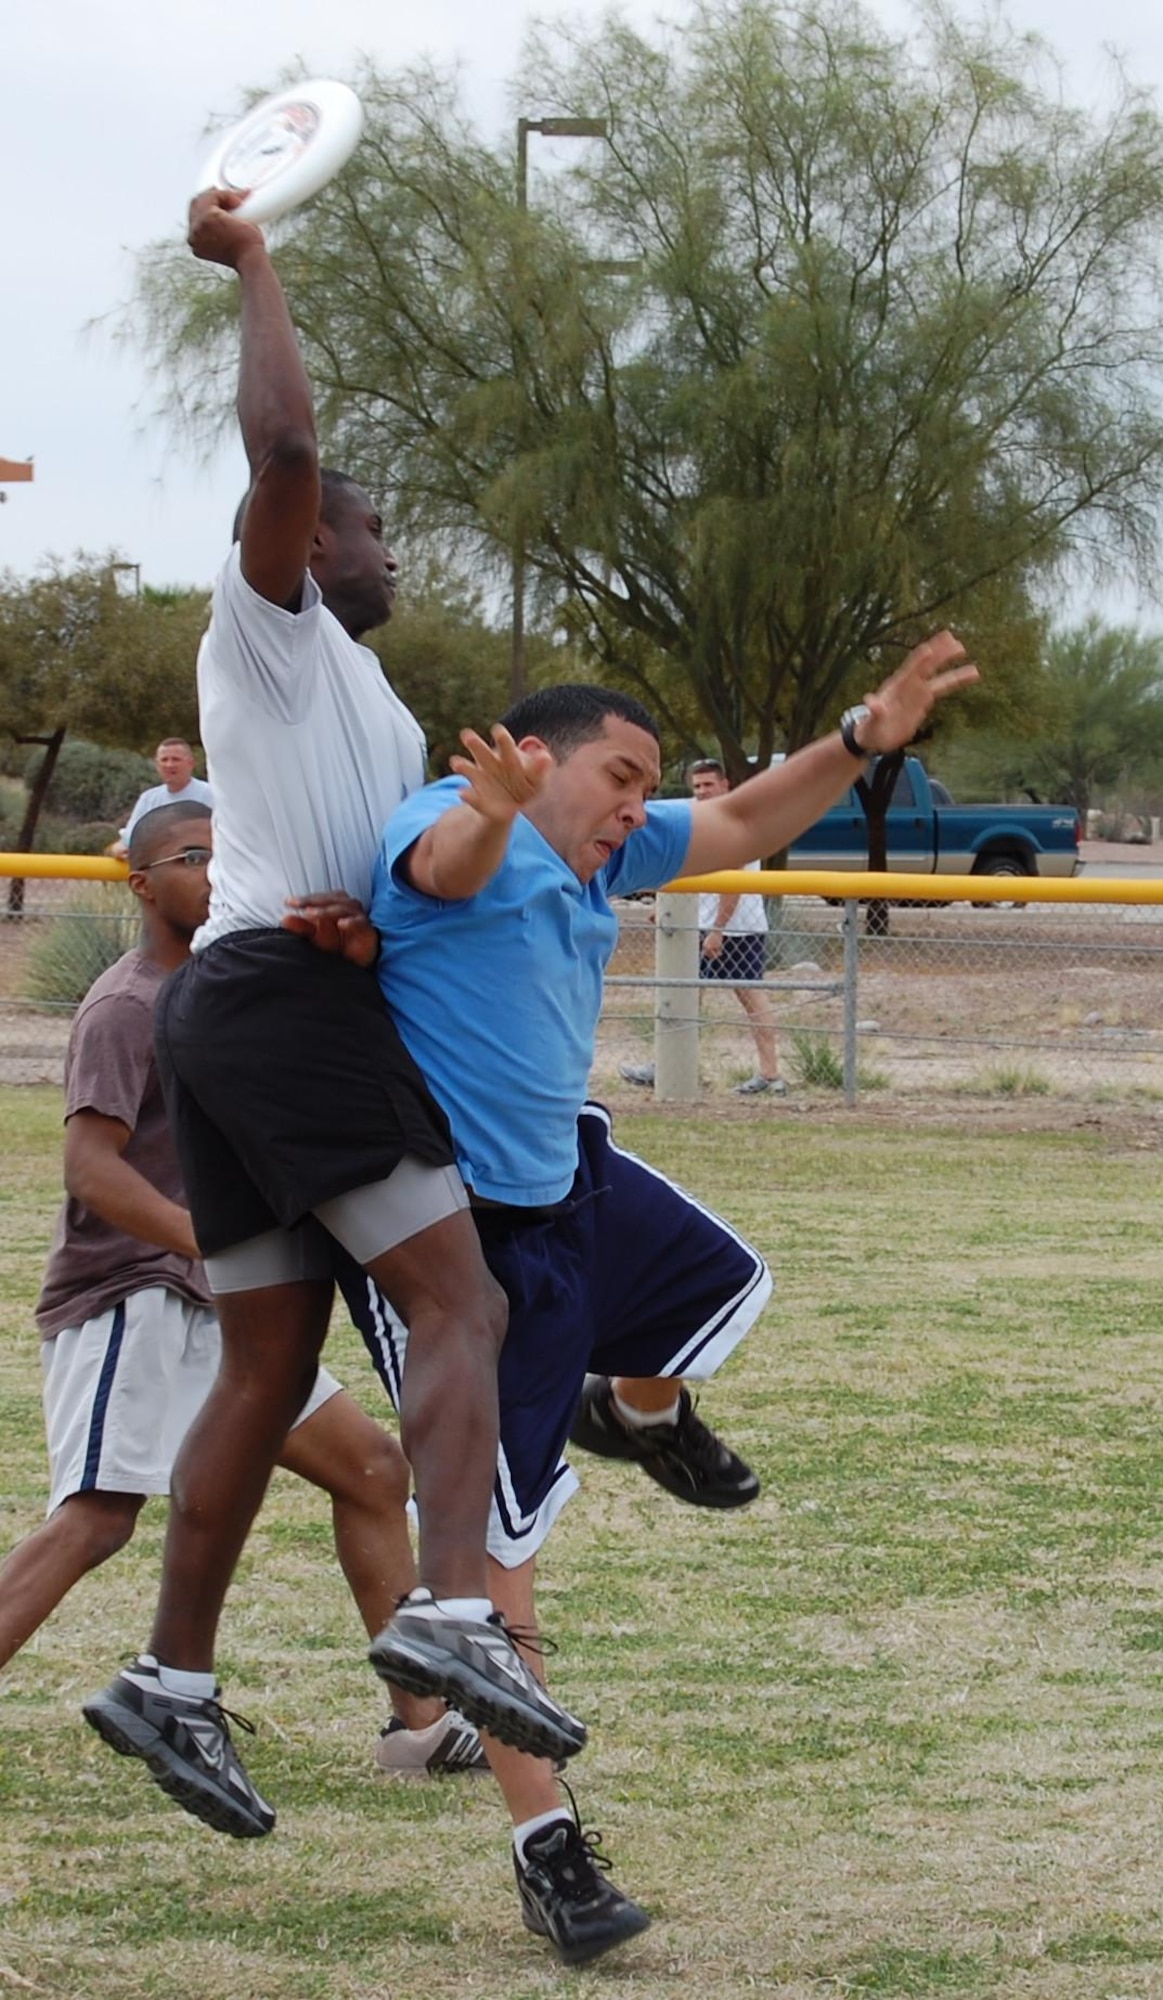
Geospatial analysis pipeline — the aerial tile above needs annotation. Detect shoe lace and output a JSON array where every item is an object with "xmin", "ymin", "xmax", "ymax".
[
  {"xmin": 210, "ymin": 1701, "xmax": 257, "ymax": 1740},
  {"xmin": 488, "ymin": 1613, "xmax": 560, "ymax": 1666},
  {"xmin": 547, "ymin": 1779, "xmax": 616, "ymax": 1883},
  {"xmin": 664, "ymin": 1394, "xmax": 729, "ymax": 1474}
]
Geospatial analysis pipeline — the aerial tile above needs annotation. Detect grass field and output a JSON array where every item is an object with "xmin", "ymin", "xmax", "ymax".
[{"xmin": 3, "ymin": 1087, "xmax": 1163, "ymax": 1998}]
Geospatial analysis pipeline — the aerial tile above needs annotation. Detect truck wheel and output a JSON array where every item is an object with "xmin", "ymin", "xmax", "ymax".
[{"xmin": 970, "ymin": 852, "xmax": 1032, "ymax": 908}]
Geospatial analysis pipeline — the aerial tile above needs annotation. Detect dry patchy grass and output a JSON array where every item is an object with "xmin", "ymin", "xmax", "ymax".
[{"xmin": 4, "ymin": 1089, "xmax": 1163, "ymax": 1997}]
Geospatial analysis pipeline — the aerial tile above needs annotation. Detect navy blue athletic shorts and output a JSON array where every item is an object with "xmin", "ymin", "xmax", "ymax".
[
  {"xmin": 337, "ymin": 1103, "xmax": 772, "ymax": 1567},
  {"xmin": 699, "ymin": 931, "xmax": 766, "ymax": 984}
]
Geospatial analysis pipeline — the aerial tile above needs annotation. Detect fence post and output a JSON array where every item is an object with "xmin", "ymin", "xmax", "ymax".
[
  {"xmin": 842, "ymin": 899, "xmax": 860, "ymax": 1107},
  {"xmin": 654, "ymin": 892, "xmax": 699, "ymax": 1101}
]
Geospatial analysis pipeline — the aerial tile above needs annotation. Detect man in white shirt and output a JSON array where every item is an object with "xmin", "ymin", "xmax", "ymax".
[
  {"xmin": 110, "ymin": 739, "xmax": 214, "ymax": 860},
  {"xmin": 621, "ymin": 756, "xmax": 785, "ymax": 1095},
  {"xmin": 83, "ymin": 188, "xmax": 584, "ymax": 1844}
]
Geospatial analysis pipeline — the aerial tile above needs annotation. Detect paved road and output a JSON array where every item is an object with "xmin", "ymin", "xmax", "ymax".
[{"xmin": 1078, "ymin": 841, "xmax": 1163, "ymax": 880}]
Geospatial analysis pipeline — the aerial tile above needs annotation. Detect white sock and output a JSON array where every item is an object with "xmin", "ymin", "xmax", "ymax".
[
  {"xmin": 413, "ymin": 1594, "xmax": 494, "ymax": 1623},
  {"xmin": 153, "ymin": 1662, "xmax": 218, "ymax": 1699},
  {"xmin": 513, "ymin": 1808, "xmax": 570, "ymax": 1862},
  {"xmin": 394, "ymin": 1713, "xmax": 447, "ymax": 1743},
  {"xmin": 613, "ymin": 1388, "xmax": 682, "ymax": 1430}
]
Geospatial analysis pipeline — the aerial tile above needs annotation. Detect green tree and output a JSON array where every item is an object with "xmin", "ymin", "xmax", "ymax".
[
  {"xmin": 0, "ymin": 560, "xmax": 207, "ymax": 907},
  {"xmin": 130, "ymin": 3, "xmax": 1163, "ymax": 777},
  {"xmin": 373, "ymin": 569, "xmax": 582, "ymax": 773},
  {"xmin": 944, "ymin": 618, "xmax": 1163, "ymax": 821}
]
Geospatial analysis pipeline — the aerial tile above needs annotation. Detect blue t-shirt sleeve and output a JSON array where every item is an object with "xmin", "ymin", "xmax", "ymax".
[
  {"xmin": 604, "ymin": 801, "xmax": 694, "ymax": 897},
  {"xmin": 376, "ymin": 778, "xmax": 468, "ymax": 895}
]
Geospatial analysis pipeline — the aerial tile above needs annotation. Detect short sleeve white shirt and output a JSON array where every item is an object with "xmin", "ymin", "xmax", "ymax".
[
  {"xmin": 195, "ymin": 546, "xmax": 427, "ymax": 949},
  {"xmin": 122, "ymin": 777, "xmax": 214, "ymax": 845},
  {"xmin": 698, "ymin": 857, "xmax": 768, "ymax": 936}
]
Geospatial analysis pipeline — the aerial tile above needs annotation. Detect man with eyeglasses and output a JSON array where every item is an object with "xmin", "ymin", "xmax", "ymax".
[{"xmin": 4, "ymin": 800, "xmax": 490, "ymax": 1776}]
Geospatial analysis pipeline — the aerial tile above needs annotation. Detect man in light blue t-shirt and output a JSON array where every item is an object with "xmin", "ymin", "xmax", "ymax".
[{"xmin": 300, "ymin": 648, "xmax": 976, "ymax": 1967}]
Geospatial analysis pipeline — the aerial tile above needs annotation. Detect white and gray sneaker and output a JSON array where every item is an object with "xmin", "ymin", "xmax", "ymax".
[
  {"xmin": 369, "ymin": 1589, "xmax": 587, "ymax": 1763},
  {"xmin": 82, "ymin": 1657, "xmax": 275, "ymax": 1838},
  {"xmin": 375, "ymin": 1707, "xmax": 489, "ymax": 1777}
]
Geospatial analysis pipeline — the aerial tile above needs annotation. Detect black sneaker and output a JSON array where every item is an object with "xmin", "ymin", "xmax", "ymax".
[
  {"xmin": 515, "ymin": 1811, "xmax": 651, "ymax": 1967},
  {"xmin": 369, "ymin": 1590, "xmax": 586, "ymax": 1764},
  {"xmin": 82, "ymin": 1659, "xmax": 275, "ymax": 1838},
  {"xmin": 569, "ymin": 1377, "xmax": 761, "ymax": 1509}
]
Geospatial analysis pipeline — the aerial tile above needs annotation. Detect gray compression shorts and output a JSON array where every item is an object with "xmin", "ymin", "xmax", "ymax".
[{"xmin": 205, "ymin": 1157, "xmax": 469, "ymax": 1294}]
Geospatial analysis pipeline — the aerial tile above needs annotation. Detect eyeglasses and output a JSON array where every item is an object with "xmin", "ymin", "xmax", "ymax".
[{"xmin": 139, "ymin": 847, "xmax": 212, "ymax": 871}]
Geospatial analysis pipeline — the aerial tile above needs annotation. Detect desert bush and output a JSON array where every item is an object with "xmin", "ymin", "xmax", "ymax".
[
  {"xmin": 25, "ymin": 740, "xmax": 153, "ymax": 823},
  {"xmin": 23, "ymin": 886, "xmax": 140, "ymax": 1009}
]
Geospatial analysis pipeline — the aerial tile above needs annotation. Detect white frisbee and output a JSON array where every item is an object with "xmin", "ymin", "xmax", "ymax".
[{"xmin": 196, "ymin": 79, "xmax": 364, "ymax": 225}]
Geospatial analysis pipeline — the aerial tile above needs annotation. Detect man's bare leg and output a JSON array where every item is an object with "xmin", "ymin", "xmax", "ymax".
[
  {"xmin": 365, "ymin": 1209, "xmax": 506, "ymax": 1601},
  {"xmin": 148, "ymin": 1278, "xmax": 333, "ymax": 1669},
  {"xmin": 0, "ymin": 1492, "xmax": 143, "ymax": 1668},
  {"xmin": 735, "ymin": 983, "xmax": 780, "ymax": 1080},
  {"xmin": 484, "ymin": 1554, "xmax": 650, "ymax": 1966},
  {"xmin": 278, "ymin": 1390, "xmax": 444, "ymax": 1731}
]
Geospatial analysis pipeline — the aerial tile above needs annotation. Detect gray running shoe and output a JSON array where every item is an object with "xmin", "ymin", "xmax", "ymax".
[
  {"xmin": 733, "ymin": 1073, "xmax": 788, "ymax": 1096},
  {"xmin": 570, "ymin": 1376, "xmax": 761, "ymax": 1509},
  {"xmin": 618, "ymin": 1062, "xmax": 655, "ymax": 1087},
  {"xmin": 375, "ymin": 1707, "xmax": 489, "ymax": 1777},
  {"xmin": 82, "ymin": 1658, "xmax": 275, "ymax": 1838},
  {"xmin": 369, "ymin": 1590, "xmax": 587, "ymax": 1763},
  {"xmin": 515, "ymin": 1809, "xmax": 651, "ymax": 1966}
]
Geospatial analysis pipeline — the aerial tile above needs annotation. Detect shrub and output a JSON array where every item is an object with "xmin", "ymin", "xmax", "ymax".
[
  {"xmin": 789, "ymin": 1028, "xmax": 845, "ymax": 1089},
  {"xmin": 25, "ymin": 740, "xmax": 154, "ymax": 822},
  {"xmin": 23, "ymin": 886, "xmax": 140, "ymax": 1009},
  {"xmin": 33, "ymin": 816, "xmax": 121, "ymax": 857}
]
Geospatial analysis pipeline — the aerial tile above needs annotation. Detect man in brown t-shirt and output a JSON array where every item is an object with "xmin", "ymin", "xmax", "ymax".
[{"xmin": 1, "ymin": 802, "xmax": 487, "ymax": 1777}]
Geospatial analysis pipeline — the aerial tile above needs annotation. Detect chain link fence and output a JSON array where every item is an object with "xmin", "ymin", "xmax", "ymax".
[
  {"xmin": 3, "ymin": 866, "xmax": 1163, "ymax": 1103},
  {"xmin": 595, "ymin": 886, "xmax": 1163, "ymax": 1103}
]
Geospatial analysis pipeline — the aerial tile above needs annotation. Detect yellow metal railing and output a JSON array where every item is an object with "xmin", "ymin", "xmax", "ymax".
[{"xmin": 5, "ymin": 854, "xmax": 1163, "ymax": 904}]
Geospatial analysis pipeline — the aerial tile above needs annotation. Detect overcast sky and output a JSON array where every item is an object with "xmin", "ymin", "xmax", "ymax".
[{"xmin": 5, "ymin": 0, "xmax": 1163, "ymax": 603}]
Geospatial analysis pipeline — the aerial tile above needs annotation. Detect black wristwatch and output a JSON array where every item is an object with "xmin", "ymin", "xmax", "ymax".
[{"xmin": 839, "ymin": 704, "xmax": 872, "ymax": 759}]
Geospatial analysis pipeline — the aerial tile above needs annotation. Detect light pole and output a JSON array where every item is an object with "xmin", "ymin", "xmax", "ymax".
[{"xmin": 510, "ymin": 118, "xmax": 611, "ymax": 704}]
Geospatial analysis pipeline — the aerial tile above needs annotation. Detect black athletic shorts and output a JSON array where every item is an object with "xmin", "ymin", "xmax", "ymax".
[{"xmin": 154, "ymin": 929, "xmax": 456, "ymax": 1257}]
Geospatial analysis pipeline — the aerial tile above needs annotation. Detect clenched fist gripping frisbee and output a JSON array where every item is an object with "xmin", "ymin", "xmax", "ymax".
[{"xmin": 195, "ymin": 79, "xmax": 364, "ymax": 224}]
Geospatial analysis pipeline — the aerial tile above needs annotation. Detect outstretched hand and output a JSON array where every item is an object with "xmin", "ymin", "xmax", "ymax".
[
  {"xmin": 449, "ymin": 726, "xmax": 554, "ymax": 825},
  {"xmin": 283, "ymin": 893, "xmax": 379, "ymax": 968},
  {"xmin": 858, "ymin": 631, "xmax": 980, "ymax": 754}
]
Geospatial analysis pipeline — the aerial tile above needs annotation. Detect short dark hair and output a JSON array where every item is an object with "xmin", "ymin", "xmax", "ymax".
[
  {"xmin": 231, "ymin": 468, "xmax": 366, "ymax": 543},
  {"xmin": 156, "ymin": 736, "xmax": 194, "ymax": 753},
  {"xmin": 129, "ymin": 800, "xmax": 211, "ymax": 869},
  {"xmin": 687, "ymin": 757, "xmax": 726, "ymax": 779},
  {"xmin": 500, "ymin": 684, "xmax": 659, "ymax": 760}
]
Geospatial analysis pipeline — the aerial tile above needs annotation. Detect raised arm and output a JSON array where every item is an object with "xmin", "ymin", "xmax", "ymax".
[
  {"xmin": 187, "ymin": 190, "xmax": 320, "ymax": 609},
  {"xmin": 403, "ymin": 727, "xmax": 553, "ymax": 901},
  {"xmin": 681, "ymin": 631, "xmax": 979, "ymax": 876}
]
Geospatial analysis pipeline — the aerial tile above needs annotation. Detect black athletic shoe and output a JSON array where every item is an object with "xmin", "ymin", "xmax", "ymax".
[
  {"xmin": 369, "ymin": 1590, "xmax": 586, "ymax": 1763},
  {"xmin": 569, "ymin": 1376, "xmax": 761, "ymax": 1509},
  {"xmin": 515, "ymin": 1810, "xmax": 652, "ymax": 1967},
  {"xmin": 82, "ymin": 1659, "xmax": 275, "ymax": 1838}
]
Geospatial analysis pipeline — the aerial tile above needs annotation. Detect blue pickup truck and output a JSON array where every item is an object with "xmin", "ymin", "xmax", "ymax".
[{"xmin": 785, "ymin": 755, "xmax": 1081, "ymax": 883}]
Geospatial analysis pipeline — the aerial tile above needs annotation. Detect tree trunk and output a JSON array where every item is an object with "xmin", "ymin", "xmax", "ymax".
[
  {"xmin": 855, "ymin": 749, "xmax": 904, "ymax": 938},
  {"xmin": 6, "ymin": 728, "xmax": 66, "ymax": 919}
]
